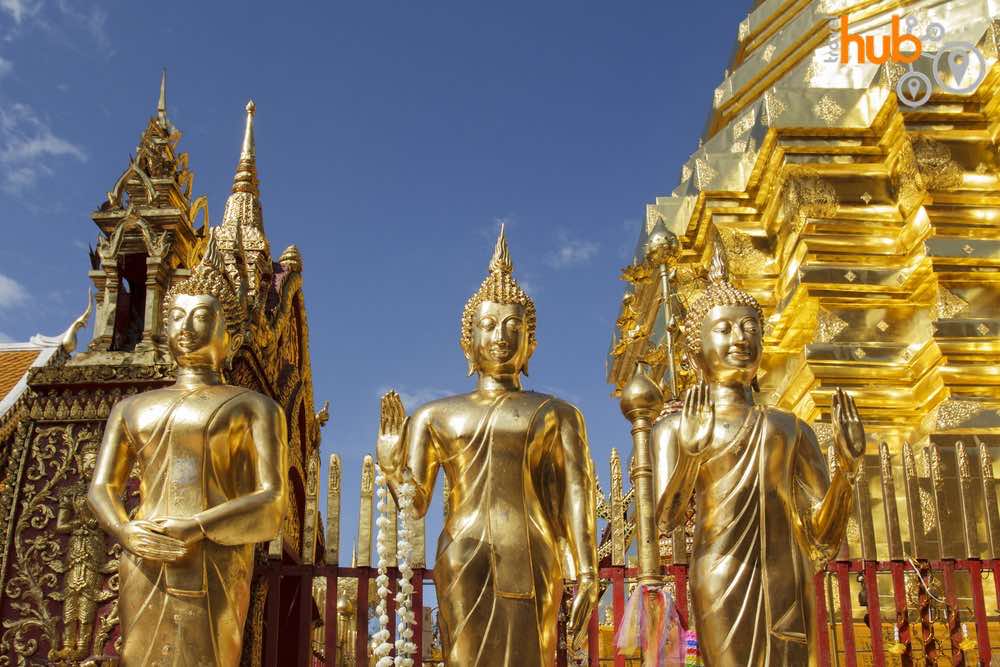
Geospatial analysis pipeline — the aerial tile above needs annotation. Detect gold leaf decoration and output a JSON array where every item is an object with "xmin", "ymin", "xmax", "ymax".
[
  {"xmin": 935, "ymin": 399, "xmax": 984, "ymax": 431},
  {"xmin": 812, "ymin": 308, "xmax": 849, "ymax": 343}
]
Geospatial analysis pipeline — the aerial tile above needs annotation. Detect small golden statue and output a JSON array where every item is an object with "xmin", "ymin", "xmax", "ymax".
[
  {"xmin": 51, "ymin": 441, "xmax": 112, "ymax": 663},
  {"xmin": 88, "ymin": 230, "xmax": 288, "ymax": 666},
  {"xmin": 651, "ymin": 239, "xmax": 865, "ymax": 666},
  {"xmin": 377, "ymin": 227, "xmax": 599, "ymax": 666}
]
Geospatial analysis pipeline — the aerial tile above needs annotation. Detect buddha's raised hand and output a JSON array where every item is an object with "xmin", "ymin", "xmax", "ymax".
[
  {"xmin": 678, "ymin": 382, "xmax": 714, "ymax": 457},
  {"xmin": 832, "ymin": 387, "xmax": 865, "ymax": 475},
  {"xmin": 376, "ymin": 390, "xmax": 406, "ymax": 474}
]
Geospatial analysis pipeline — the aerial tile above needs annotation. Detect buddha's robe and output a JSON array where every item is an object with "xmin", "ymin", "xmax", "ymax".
[
  {"xmin": 385, "ymin": 390, "xmax": 596, "ymax": 667},
  {"xmin": 115, "ymin": 386, "xmax": 279, "ymax": 667},
  {"xmin": 653, "ymin": 405, "xmax": 844, "ymax": 667}
]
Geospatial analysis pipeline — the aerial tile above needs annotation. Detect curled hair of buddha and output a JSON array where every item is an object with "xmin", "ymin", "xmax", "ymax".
[
  {"xmin": 164, "ymin": 227, "xmax": 247, "ymax": 337},
  {"xmin": 460, "ymin": 225, "xmax": 537, "ymax": 354},
  {"xmin": 683, "ymin": 228, "xmax": 763, "ymax": 356}
]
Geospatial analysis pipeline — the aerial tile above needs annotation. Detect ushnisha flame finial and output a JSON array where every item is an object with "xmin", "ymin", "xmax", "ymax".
[
  {"xmin": 489, "ymin": 223, "xmax": 513, "ymax": 275},
  {"xmin": 231, "ymin": 100, "xmax": 259, "ymax": 197},
  {"xmin": 460, "ymin": 224, "xmax": 537, "ymax": 353}
]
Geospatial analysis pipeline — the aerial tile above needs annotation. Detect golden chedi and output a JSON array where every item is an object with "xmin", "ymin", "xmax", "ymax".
[
  {"xmin": 651, "ymin": 238, "xmax": 865, "ymax": 666},
  {"xmin": 377, "ymin": 227, "xmax": 599, "ymax": 666},
  {"xmin": 88, "ymin": 229, "xmax": 288, "ymax": 666}
]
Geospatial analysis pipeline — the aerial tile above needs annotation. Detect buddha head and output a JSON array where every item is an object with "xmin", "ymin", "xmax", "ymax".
[
  {"xmin": 683, "ymin": 232, "xmax": 764, "ymax": 386},
  {"xmin": 163, "ymin": 229, "xmax": 246, "ymax": 370},
  {"xmin": 460, "ymin": 226, "xmax": 537, "ymax": 378}
]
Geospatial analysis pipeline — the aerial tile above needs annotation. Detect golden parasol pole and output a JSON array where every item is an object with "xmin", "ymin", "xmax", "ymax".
[
  {"xmin": 618, "ymin": 223, "xmax": 679, "ymax": 585},
  {"xmin": 620, "ymin": 365, "xmax": 664, "ymax": 586}
]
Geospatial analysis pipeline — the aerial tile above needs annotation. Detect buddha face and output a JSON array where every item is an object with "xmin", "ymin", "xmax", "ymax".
[
  {"xmin": 467, "ymin": 300, "xmax": 533, "ymax": 377},
  {"xmin": 697, "ymin": 304, "xmax": 762, "ymax": 385},
  {"xmin": 166, "ymin": 293, "xmax": 230, "ymax": 370}
]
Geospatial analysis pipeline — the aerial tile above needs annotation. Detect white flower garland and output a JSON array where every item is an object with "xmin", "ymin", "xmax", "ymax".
[{"xmin": 372, "ymin": 465, "xmax": 418, "ymax": 667}]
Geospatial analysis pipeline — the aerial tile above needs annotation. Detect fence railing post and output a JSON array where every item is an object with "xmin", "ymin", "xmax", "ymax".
[
  {"xmin": 888, "ymin": 561, "xmax": 913, "ymax": 664},
  {"xmin": 266, "ymin": 567, "xmax": 281, "ymax": 667},
  {"xmin": 587, "ymin": 604, "xmax": 599, "ymax": 666},
  {"xmin": 815, "ymin": 569, "xmax": 832, "ymax": 667},
  {"xmin": 607, "ymin": 566, "xmax": 625, "ymax": 667},
  {"xmin": 413, "ymin": 569, "xmax": 425, "ymax": 667},
  {"xmin": 966, "ymin": 560, "xmax": 991, "ymax": 663},
  {"xmin": 834, "ymin": 561, "xmax": 858, "ymax": 667},
  {"xmin": 863, "ymin": 560, "xmax": 885, "ymax": 666},
  {"xmin": 355, "ymin": 568, "xmax": 371, "ymax": 666},
  {"xmin": 324, "ymin": 567, "xmax": 339, "ymax": 667}
]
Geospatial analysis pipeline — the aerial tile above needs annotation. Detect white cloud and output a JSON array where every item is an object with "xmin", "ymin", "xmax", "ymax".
[
  {"xmin": 55, "ymin": 0, "xmax": 109, "ymax": 53},
  {"xmin": 0, "ymin": 331, "xmax": 13, "ymax": 343},
  {"xmin": 0, "ymin": 103, "xmax": 86, "ymax": 194},
  {"xmin": 0, "ymin": 56, "xmax": 11, "ymax": 78},
  {"xmin": 519, "ymin": 279, "xmax": 540, "ymax": 297},
  {"xmin": 546, "ymin": 232, "xmax": 599, "ymax": 269},
  {"xmin": 0, "ymin": 272, "xmax": 28, "ymax": 310},
  {"xmin": 0, "ymin": 0, "xmax": 42, "ymax": 24}
]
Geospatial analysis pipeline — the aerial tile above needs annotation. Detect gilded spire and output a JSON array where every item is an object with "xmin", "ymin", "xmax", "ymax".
[
  {"xmin": 241, "ymin": 100, "xmax": 255, "ymax": 159},
  {"xmin": 232, "ymin": 100, "xmax": 259, "ymax": 197},
  {"xmin": 219, "ymin": 100, "xmax": 270, "ymax": 310},
  {"xmin": 157, "ymin": 69, "xmax": 167, "ymax": 129}
]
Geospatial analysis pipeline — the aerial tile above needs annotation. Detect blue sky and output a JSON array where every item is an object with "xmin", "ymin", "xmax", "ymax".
[{"xmin": 0, "ymin": 1, "xmax": 748, "ymax": 565}]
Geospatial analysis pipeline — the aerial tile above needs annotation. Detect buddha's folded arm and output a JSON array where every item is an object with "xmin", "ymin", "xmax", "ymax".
[{"xmin": 194, "ymin": 396, "xmax": 289, "ymax": 545}]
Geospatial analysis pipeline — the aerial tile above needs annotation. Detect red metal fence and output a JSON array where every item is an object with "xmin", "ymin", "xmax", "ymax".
[{"xmin": 262, "ymin": 559, "xmax": 1000, "ymax": 666}]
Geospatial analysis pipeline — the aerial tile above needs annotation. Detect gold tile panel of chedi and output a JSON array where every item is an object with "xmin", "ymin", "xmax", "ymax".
[{"xmin": 606, "ymin": 0, "xmax": 1000, "ymax": 587}]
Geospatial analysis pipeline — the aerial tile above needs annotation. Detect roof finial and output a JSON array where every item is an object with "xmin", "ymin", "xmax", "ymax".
[
  {"xmin": 231, "ymin": 100, "xmax": 259, "ymax": 196},
  {"xmin": 157, "ymin": 69, "xmax": 167, "ymax": 128},
  {"xmin": 241, "ymin": 100, "xmax": 255, "ymax": 159}
]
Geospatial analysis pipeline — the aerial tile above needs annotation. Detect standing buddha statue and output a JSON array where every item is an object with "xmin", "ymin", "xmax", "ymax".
[
  {"xmin": 88, "ymin": 229, "xmax": 288, "ymax": 666},
  {"xmin": 650, "ymin": 238, "xmax": 865, "ymax": 666},
  {"xmin": 376, "ymin": 227, "xmax": 599, "ymax": 666}
]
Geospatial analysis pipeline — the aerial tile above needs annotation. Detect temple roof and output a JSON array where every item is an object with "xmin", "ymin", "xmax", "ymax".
[
  {"xmin": 0, "ymin": 348, "xmax": 41, "ymax": 404},
  {"xmin": 0, "ymin": 340, "xmax": 62, "ymax": 421}
]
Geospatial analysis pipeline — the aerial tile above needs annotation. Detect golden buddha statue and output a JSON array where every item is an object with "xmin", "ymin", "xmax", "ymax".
[
  {"xmin": 651, "ymin": 244, "xmax": 865, "ymax": 666},
  {"xmin": 376, "ymin": 227, "xmax": 599, "ymax": 666},
  {"xmin": 88, "ymin": 230, "xmax": 288, "ymax": 666}
]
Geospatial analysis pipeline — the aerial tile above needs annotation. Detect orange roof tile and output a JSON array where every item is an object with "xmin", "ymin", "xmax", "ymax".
[{"xmin": 0, "ymin": 350, "xmax": 40, "ymax": 402}]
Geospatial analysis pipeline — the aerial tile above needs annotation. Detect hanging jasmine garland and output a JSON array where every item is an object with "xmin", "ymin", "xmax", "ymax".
[
  {"xmin": 372, "ymin": 464, "xmax": 418, "ymax": 667},
  {"xmin": 393, "ymin": 469, "xmax": 418, "ymax": 665}
]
